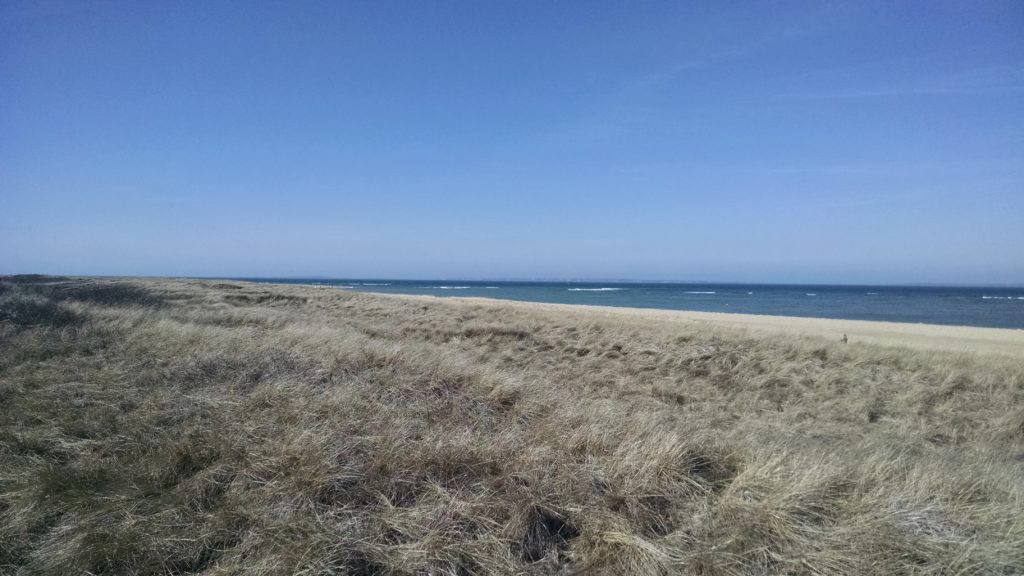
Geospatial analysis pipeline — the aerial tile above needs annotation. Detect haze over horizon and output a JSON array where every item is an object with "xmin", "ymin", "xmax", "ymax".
[{"xmin": 3, "ymin": 1, "xmax": 1023, "ymax": 285}]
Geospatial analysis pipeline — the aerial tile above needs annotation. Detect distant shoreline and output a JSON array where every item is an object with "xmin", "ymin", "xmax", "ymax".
[
  {"xmin": 351, "ymin": 289, "xmax": 1024, "ymax": 358},
  {"xmin": 6, "ymin": 276, "xmax": 1024, "ymax": 349},
  {"xmin": 246, "ymin": 278, "xmax": 1024, "ymax": 331}
]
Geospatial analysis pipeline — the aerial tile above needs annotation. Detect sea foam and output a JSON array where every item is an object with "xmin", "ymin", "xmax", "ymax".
[{"xmin": 568, "ymin": 287, "xmax": 624, "ymax": 291}]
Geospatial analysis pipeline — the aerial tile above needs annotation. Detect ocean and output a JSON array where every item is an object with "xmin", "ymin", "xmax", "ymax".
[{"xmin": 240, "ymin": 279, "xmax": 1024, "ymax": 330}]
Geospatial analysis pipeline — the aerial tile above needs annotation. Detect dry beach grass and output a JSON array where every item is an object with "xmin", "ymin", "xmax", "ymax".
[{"xmin": 1, "ymin": 276, "xmax": 1023, "ymax": 575}]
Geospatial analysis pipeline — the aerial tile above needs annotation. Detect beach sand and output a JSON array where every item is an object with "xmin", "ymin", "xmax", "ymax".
[{"xmin": 377, "ymin": 292, "xmax": 1024, "ymax": 358}]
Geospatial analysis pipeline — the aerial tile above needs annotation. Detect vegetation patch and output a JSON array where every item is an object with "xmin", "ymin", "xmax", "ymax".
[{"xmin": 1, "ymin": 277, "xmax": 1022, "ymax": 575}]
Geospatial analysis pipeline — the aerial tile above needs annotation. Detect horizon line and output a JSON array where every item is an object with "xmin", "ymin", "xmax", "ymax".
[
  {"xmin": 220, "ymin": 276, "xmax": 1024, "ymax": 289},
  {"xmin": 5, "ymin": 273, "xmax": 1023, "ymax": 289}
]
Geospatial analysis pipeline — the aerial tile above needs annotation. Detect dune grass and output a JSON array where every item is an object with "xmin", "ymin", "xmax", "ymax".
[{"xmin": 1, "ymin": 276, "xmax": 1023, "ymax": 575}]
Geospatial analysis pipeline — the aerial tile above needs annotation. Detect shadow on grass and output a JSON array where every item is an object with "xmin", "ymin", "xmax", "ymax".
[
  {"xmin": 0, "ymin": 290, "xmax": 82, "ymax": 328},
  {"xmin": 2, "ymin": 278, "xmax": 167, "ymax": 330}
]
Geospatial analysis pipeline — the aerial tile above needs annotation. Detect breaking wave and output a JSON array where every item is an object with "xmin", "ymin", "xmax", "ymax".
[{"xmin": 568, "ymin": 287, "xmax": 624, "ymax": 292}]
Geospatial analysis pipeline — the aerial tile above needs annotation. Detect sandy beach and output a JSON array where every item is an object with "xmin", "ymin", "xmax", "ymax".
[{"xmin": 367, "ymin": 291, "xmax": 1024, "ymax": 358}]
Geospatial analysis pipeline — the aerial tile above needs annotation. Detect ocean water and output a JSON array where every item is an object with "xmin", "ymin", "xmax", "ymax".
[{"xmin": 241, "ymin": 279, "xmax": 1024, "ymax": 329}]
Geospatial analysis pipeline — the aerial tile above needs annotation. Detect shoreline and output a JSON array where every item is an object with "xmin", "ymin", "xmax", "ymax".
[
  {"xmin": 22, "ymin": 276, "xmax": 1023, "ymax": 357},
  {"xmin": 346, "ymin": 289, "xmax": 1024, "ymax": 358}
]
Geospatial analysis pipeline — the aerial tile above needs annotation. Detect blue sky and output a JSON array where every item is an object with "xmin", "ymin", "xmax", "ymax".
[{"xmin": 2, "ymin": 1, "xmax": 1022, "ymax": 284}]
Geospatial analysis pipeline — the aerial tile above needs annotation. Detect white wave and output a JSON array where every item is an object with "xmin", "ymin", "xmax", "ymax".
[
  {"xmin": 360, "ymin": 283, "xmax": 391, "ymax": 286},
  {"xmin": 983, "ymin": 295, "xmax": 1023, "ymax": 300},
  {"xmin": 484, "ymin": 286, "xmax": 499, "ymax": 289},
  {"xmin": 806, "ymin": 293, "xmax": 817, "ymax": 296},
  {"xmin": 568, "ymin": 287, "xmax": 624, "ymax": 292},
  {"xmin": 747, "ymin": 291, "xmax": 753, "ymax": 295},
  {"xmin": 436, "ymin": 286, "xmax": 471, "ymax": 289},
  {"xmin": 867, "ymin": 292, "xmax": 878, "ymax": 295},
  {"xmin": 685, "ymin": 291, "xmax": 716, "ymax": 294}
]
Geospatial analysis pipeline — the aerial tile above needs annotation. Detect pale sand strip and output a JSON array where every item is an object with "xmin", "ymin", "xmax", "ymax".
[{"xmin": 365, "ymin": 292, "xmax": 1024, "ymax": 358}]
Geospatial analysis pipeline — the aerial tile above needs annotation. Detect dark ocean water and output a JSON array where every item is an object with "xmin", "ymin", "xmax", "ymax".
[{"xmin": 239, "ymin": 279, "xmax": 1024, "ymax": 330}]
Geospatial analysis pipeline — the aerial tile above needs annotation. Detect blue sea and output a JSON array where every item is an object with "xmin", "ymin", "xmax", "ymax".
[{"xmin": 241, "ymin": 279, "xmax": 1024, "ymax": 330}]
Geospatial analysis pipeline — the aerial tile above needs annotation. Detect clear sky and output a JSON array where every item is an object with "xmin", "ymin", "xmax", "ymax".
[{"xmin": 2, "ymin": 1, "xmax": 1022, "ymax": 284}]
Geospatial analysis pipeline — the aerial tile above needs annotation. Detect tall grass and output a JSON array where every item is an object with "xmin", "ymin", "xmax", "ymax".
[{"xmin": 1, "ymin": 277, "xmax": 1022, "ymax": 575}]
